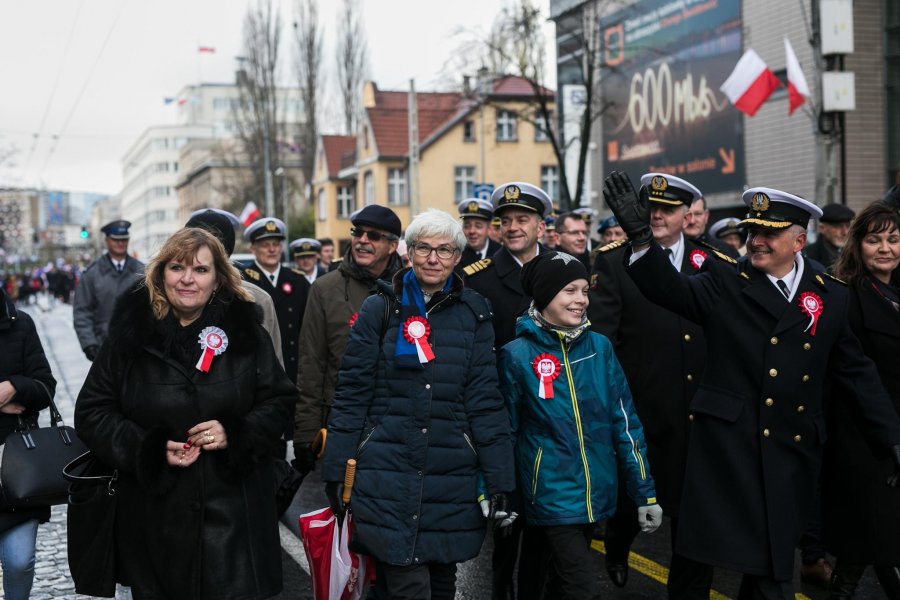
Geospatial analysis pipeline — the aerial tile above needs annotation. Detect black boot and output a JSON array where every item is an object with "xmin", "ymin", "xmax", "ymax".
[
  {"xmin": 827, "ymin": 562, "xmax": 865, "ymax": 600},
  {"xmin": 873, "ymin": 565, "xmax": 900, "ymax": 600}
]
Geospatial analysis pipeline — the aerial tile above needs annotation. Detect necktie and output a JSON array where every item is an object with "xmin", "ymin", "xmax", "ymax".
[
  {"xmin": 116, "ymin": 263, "xmax": 123, "ymax": 273},
  {"xmin": 269, "ymin": 273, "xmax": 276, "ymax": 283},
  {"xmin": 665, "ymin": 248, "xmax": 675, "ymax": 265},
  {"xmin": 776, "ymin": 280, "xmax": 790, "ymax": 299}
]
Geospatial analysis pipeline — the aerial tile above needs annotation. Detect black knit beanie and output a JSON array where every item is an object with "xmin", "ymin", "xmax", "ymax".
[
  {"xmin": 186, "ymin": 210, "xmax": 236, "ymax": 256},
  {"xmin": 520, "ymin": 251, "xmax": 589, "ymax": 310}
]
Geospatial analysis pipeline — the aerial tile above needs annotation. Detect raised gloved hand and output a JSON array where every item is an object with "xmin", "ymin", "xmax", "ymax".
[
  {"xmin": 325, "ymin": 481, "xmax": 347, "ymax": 521},
  {"xmin": 603, "ymin": 171, "xmax": 652, "ymax": 247},
  {"xmin": 887, "ymin": 444, "xmax": 900, "ymax": 487},
  {"xmin": 83, "ymin": 345, "xmax": 100, "ymax": 362},
  {"xmin": 637, "ymin": 504, "xmax": 663, "ymax": 533},
  {"xmin": 291, "ymin": 445, "xmax": 317, "ymax": 476}
]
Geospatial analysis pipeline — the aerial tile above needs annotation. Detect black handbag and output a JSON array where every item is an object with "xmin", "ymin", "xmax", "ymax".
[
  {"xmin": 63, "ymin": 450, "xmax": 118, "ymax": 598},
  {"xmin": 0, "ymin": 380, "xmax": 88, "ymax": 507}
]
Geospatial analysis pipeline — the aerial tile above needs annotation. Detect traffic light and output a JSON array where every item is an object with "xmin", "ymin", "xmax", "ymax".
[{"xmin": 80, "ymin": 226, "xmax": 89, "ymax": 240}]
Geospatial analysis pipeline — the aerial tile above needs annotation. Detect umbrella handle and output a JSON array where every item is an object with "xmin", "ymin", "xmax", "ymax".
[
  {"xmin": 342, "ymin": 459, "xmax": 356, "ymax": 505},
  {"xmin": 312, "ymin": 428, "xmax": 327, "ymax": 459}
]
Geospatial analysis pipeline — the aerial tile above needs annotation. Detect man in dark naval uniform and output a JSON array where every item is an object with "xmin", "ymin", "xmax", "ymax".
[
  {"xmin": 589, "ymin": 172, "xmax": 713, "ymax": 589},
  {"xmin": 464, "ymin": 181, "xmax": 552, "ymax": 600},
  {"xmin": 456, "ymin": 197, "xmax": 502, "ymax": 273},
  {"xmin": 605, "ymin": 171, "xmax": 900, "ymax": 600},
  {"xmin": 73, "ymin": 219, "xmax": 144, "ymax": 361},
  {"xmin": 241, "ymin": 217, "xmax": 309, "ymax": 385}
]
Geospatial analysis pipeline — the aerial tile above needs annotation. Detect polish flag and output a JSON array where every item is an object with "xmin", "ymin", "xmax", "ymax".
[
  {"xmin": 784, "ymin": 38, "xmax": 811, "ymax": 115},
  {"xmin": 239, "ymin": 201, "xmax": 261, "ymax": 227},
  {"xmin": 198, "ymin": 46, "xmax": 216, "ymax": 53},
  {"xmin": 720, "ymin": 49, "xmax": 781, "ymax": 116}
]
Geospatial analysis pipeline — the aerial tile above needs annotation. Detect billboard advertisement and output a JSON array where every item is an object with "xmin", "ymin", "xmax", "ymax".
[
  {"xmin": 46, "ymin": 191, "xmax": 65, "ymax": 225},
  {"xmin": 600, "ymin": 0, "xmax": 744, "ymax": 195}
]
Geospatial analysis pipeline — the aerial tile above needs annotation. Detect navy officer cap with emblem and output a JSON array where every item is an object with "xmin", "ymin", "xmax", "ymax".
[
  {"xmin": 709, "ymin": 217, "xmax": 744, "ymax": 240},
  {"xmin": 289, "ymin": 237, "xmax": 321, "ymax": 257},
  {"xmin": 640, "ymin": 173, "xmax": 702, "ymax": 207},
  {"xmin": 457, "ymin": 198, "xmax": 493, "ymax": 221},
  {"xmin": 741, "ymin": 187, "xmax": 823, "ymax": 230},
  {"xmin": 492, "ymin": 182, "xmax": 553, "ymax": 218},
  {"xmin": 101, "ymin": 219, "xmax": 131, "ymax": 240},
  {"xmin": 243, "ymin": 217, "xmax": 287, "ymax": 243},
  {"xmin": 573, "ymin": 207, "xmax": 598, "ymax": 225}
]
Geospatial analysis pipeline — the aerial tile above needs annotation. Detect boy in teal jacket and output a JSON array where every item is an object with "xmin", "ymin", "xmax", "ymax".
[{"xmin": 498, "ymin": 251, "xmax": 661, "ymax": 599}]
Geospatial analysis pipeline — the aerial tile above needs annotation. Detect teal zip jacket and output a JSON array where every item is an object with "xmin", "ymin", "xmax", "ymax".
[{"xmin": 498, "ymin": 315, "xmax": 657, "ymax": 526}]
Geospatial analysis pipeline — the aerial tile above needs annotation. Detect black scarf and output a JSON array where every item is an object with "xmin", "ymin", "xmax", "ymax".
[{"xmin": 156, "ymin": 296, "xmax": 228, "ymax": 369}]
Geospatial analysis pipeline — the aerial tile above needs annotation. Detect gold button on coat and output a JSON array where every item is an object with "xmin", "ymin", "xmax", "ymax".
[
  {"xmin": 684, "ymin": 334, "xmax": 691, "ymax": 342},
  {"xmin": 797, "ymin": 405, "xmax": 805, "ymax": 412},
  {"xmin": 687, "ymin": 374, "xmax": 693, "ymax": 381},
  {"xmin": 802, "ymin": 375, "xmax": 810, "ymax": 382},
  {"xmin": 794, "ymin": 435, "xmax": 802, "ymax": 442},
  {"xmin": 765, "ymin": 398, "xmax": 774, "ymax": 407},
  {"xmin": 763, "ymin": 429, "xmax": 770, "ymax": 437},
  {"xmin": 803, "ymin": 343, "xmax": 811, "ymax": 350},
  {"xmin": 770, "ymin": 337, "xmax": 778, "ymax": 345},
  {"xmin": 689, "ymin": 414, "xmax": 694, "ymax": 421},
  {"xmin": 769, "ymin": 368, "xmax": 778, "ymax": 377}
]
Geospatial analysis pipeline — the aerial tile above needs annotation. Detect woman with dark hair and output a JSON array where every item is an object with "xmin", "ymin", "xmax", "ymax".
[
  {"xmin": 75, "ymin": 227, "xmax": 296, "ymax": 600},
  {"xmin": 825, "ymin": 202, "xmax": 900, "ymax": 598}
]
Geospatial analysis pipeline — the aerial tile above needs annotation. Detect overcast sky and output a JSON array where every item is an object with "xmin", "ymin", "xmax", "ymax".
[{"xmin": 0, "ymin": 0, "xmax": 555, "ymax": 195}]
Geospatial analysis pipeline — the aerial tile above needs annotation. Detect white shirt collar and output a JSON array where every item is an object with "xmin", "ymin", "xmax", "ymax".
[
  {"xmin": 304, "ymin": 269, "xmax": 317, "ymax": 285},
  {"xmin": 511, "ymin": 244, "xmax": 541, "ymax": 268},
  {"xmin": 765, "ymin": 254, "xmax": 804, "ymax": 301},
  {"xmin": 256, "ymin": 260, "xmax": 281, "ymax": 284},
  {"xmin": 662, "ymin": 234, "xmax": 685, "ymax": 269}
]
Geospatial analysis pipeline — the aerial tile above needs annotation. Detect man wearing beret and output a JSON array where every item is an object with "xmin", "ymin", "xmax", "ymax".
[
  {"xmin": 805, "ymin": 203, "xmax": 855, "ymax": 270},
  {"xmin": 456, "ymin": 198, "xmax": 501, "ymax": 273},
  {"xmin": 242, "ymin": 217, "xmax": 310, "ymax": 386},
  {"xmin": 598, "ymin": 215, "xmax": 626, "ymax": 245},
  {"xmin": 292, "ymin": 205, "xmax": 404, "ymax": 476},
  {"xmin": 290, "ymin": 237, "xmax": 327, "ymax": 285},
  {"xmin": 605, "ymin": 172, "xmax": 900, "ymax": 599},
  {"xmin": 588, "ymin": 172, "xmax": 712, "ymax": 589},
  {"xmin": 73, "ymin": 219, "xmax": 144, "ymax": 361}
]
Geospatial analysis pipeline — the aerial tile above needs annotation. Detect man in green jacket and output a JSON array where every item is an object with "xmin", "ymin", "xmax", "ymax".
[{"xmin": 292, "ymin": 206, "xmax": 404, "ymax": 474}]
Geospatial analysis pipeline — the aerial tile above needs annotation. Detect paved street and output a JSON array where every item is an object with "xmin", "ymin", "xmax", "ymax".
[{"xmin": 8, "ymin": 299, "xmax": 886, "ymax": 599}]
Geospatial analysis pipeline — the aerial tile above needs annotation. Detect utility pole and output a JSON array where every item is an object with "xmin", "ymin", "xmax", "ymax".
[{"xmin": 408, "ymin": 79, "xmax": 421, "ymax": 216}]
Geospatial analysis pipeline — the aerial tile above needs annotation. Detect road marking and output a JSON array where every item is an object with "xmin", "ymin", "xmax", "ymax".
[
  {"xmin": 590, "ymin": 541, "xmax": 810, "ymax": 600},
  {"xmin": 280, "ymin": 522, "xmax": 310, "ymax": 574}
]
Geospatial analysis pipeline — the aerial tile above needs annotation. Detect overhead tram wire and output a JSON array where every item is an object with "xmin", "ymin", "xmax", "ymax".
[
  {"xmin": 35, "ymin": 0, "xmax": 127, "ymax": 186},
  {"xmin": 18, "ymin": 0, "xmax": 86, "ymax": 185}
]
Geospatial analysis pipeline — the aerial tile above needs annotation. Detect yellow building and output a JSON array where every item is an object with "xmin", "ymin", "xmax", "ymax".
[{"xmin": 312, "ymin": 77, "xmax": 558, "ymax": 249}]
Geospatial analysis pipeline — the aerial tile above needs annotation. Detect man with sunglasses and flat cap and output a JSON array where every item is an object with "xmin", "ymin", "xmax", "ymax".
[
  {"xmin": 604, "ymin": 171, "xmax": 900, "ymax": 600},
  {"xmin": 74, "ymin": 219, "xmax": 144, "ymax": 361},
  {"xmin": 242, "ymin": 217, "xmax": 310, "ymax": 386},
  {"xmin": 292, "ymin": 205, "xmax": 404, "ymax": 477}
]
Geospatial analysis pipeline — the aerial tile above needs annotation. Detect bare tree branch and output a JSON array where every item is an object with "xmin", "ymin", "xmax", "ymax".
[
  {"xmin": 335, "ymin": 0, "xmax": 367, "ymax": 135},
  {"xmin": 294, "ymin": 0, "xmax": 323, "ymax": 197}
]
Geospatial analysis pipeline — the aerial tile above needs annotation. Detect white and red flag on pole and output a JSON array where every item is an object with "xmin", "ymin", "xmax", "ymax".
[
  {"xmin": 239, "ymin": 201, "xmax": 261, "ymax": 227},
  {"xmin": 720, "ymin": 49, "xmax": 781, "ymax": 116},
  {"xmin": 784, "ymin": 38, "xmax": 811, "ymax": 115},
  {"xmin": 198, "ymin": 46, "xmax": 216, "ymax": 53}
]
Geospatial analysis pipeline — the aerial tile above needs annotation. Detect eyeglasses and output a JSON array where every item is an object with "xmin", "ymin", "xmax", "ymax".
[
  {"xmin": 557, "ymin": 229, "xmax": 587, "ymax": 237},
  {"xmin": 411, "ymin": 242, "xmax": 459, "ymax": 260},
  {"xmin": 350, "ymin": 227, "xmax": 397, "ymax": 242}
]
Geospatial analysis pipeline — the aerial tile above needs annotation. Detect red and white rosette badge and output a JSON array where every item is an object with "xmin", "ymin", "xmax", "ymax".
[
  {"xmin": 689, "ymin": 249, "xmax": 707, "ymax": 270},
  {"xmin": 798, "ymin": 292, "xmax": 823, "ymax": 336},
  {"xmin": 403, "ymin": 316, "xmax": 435, "ymax": 363},
  {"xmin": 532, "ymin": 353, "xmax": 561, "ymax": 399},
  {"xmin": 196, "ymin": 326, "xmax": 228, "ymax": 372},
  {"xmin": 348, "ymin": 312, "xmax": 359, "ymax": 328}
]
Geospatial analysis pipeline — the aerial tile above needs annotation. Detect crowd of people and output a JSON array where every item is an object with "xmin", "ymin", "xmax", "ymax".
[{"xmin": 0, "ymin": 175, "xmax": 899, "ymax": 600}]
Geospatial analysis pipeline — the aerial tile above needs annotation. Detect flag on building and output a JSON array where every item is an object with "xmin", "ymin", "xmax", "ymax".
[
  {"xmin": 198, "ymin": 46, "xmax": 216, "ymax": 53},
  {"xmin": 784, "ymin": 38, "xmax": 811, "ymax": 115},
  {"xmin": 178, "ymin": 97, "xmax": 188, "ymax": 106},
  {"xmin": 720, "ymin": 49, "xmax": 781, "ymax": 116},
  {"xmin": 163, "ymin": 97, "xmax": 175, "ymax": 105},
  {"xmin": 239, "ymin": 201, "xmax": 261, "ymax": 227}
]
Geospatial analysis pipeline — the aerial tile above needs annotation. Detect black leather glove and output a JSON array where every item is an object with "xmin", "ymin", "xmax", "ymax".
[
  {"xmin": 888, "ymin": 444, "xmax": 900, "ymax": 487},
  {"xmin": 325, "ymin": 481, "xmax": 347, "ymax": 521},
  {"xmin": 83, "ymin": 345, "xmax": 99, "ymax": 362},
  {"xmin": 603, "ymin": 171, "xmax": 652, "ymax": 246},
  {"xmin": 291, "ymin": 445, "xmax": 317, "ymax": 476}
]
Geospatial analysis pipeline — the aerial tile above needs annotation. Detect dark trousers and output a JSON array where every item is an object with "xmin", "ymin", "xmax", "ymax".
[
  {"xmin": 540, "ymin": 524, "xmax": 602, "ymax": 600},
  {"xmin": 377, "ymin": 562, "xmax": 457, "ymax": 600},
  {"xmin": 604, "ymin": 492, "xmax": 639, "ymax": 564},
  {"xmin": 666, "ymin": 555, "xmax": 791, "ymax": 600}
]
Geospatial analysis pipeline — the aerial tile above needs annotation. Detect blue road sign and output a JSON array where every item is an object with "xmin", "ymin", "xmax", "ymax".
[{"xmin": 473, "ymin": 183, "xmax": 494, "ymax": 202}]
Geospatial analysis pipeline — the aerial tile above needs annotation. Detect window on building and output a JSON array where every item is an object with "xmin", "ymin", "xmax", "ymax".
[
  {"xmin": 541, "ymin": 166, "xmax": 560, "ymax": 202},
  {"xmin": 463, "ymin": 120, "xmax": 476, "ymax": 142},
  {"xmin": 337, "ymin": 186, "xmax": 355, "ymax": 218},
  {"xmin": 387, "ymin": 168, "xmax": 408, "ymax": 205},
  {"xmin": 496, "ymin": 110, "xmax": 518, "ymax": 142},
  {"xmin": 534, "ymin": 111, "xmax": 553, "ymax": 142},
  {"xmin": 454, "ymin": 166, "xmax": 476, "ymax": 202},
  {"xmin": 317, "ymin": 189, "xmax": 327, "ymax": 222},
  {"xmin": 364, "ymin": 171, "xmax": 375, "ymax": 205}
]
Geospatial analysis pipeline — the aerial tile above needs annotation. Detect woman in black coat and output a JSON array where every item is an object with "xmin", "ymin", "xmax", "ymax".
[
  {"xmin": 322, "ymin": 209, "xmax": 515, "ymax": 600},
  {"xmin": 826, "ymin": 202, "xmax": 900, "ymax": 598},
  {"xmin": 0, "ymin": 285, "xmax": 55, "ymax": 599},
  {"xmin": 75, "ymin": 227, "xmax": 296, "ymax": 600}
]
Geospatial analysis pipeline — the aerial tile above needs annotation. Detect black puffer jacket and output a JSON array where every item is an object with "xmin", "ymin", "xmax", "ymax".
[
  {"xmin": 75, "ymin": 282, "xmax": 296, "ymax": 600},
  {"xmin": 0, "ymin": 288, "xmax": 55, "ymax": 533},
  {"xmin": 322, "ymin": 269, "xmax": 515, "ymax": 566}
]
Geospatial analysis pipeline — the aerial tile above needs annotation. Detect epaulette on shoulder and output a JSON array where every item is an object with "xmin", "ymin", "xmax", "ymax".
[
  {"xmin": 822, "ymin": 272, "xmax": 847, "ymax": 286},
  {"xmin": 243, "ymin": 267, "xmax": 260, "ymax": 281},
  {"xmin": 463, "ymin": 258, "xmax": 492, "ymax": 277},
  {"xmin": 597, "ymin": 239, "xmax": 627, "ymax": 253},
  {"xmin": 290, "ymin": 268, "xmax": 305, "ymax": 276},
  {"xmin": 693, "ymin": 239, "xmax": 737, "ymax": 264}
]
